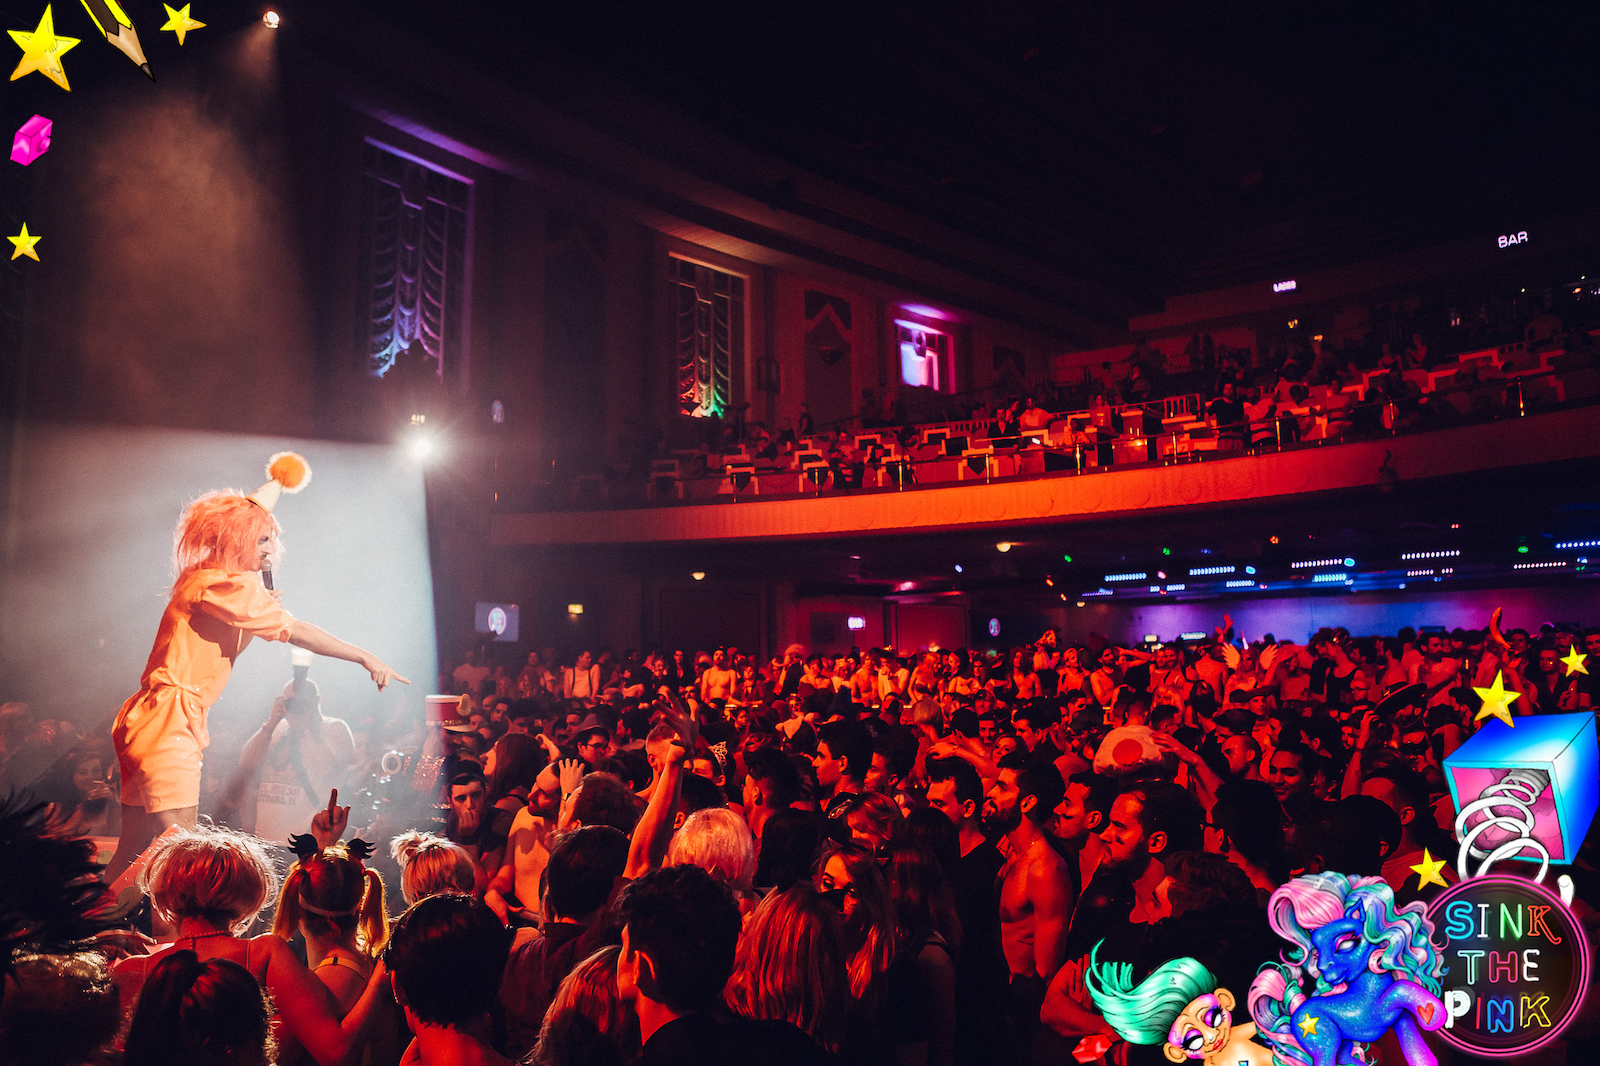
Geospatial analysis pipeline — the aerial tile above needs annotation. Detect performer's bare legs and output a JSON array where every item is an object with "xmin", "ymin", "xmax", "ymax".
[
  {"xmin": 106, "ymin": 455, "xmax": 406, "ymax": 886},
  {"xmin": 106, "ymin": 805, "xmax": 197, "ymax": 883}
]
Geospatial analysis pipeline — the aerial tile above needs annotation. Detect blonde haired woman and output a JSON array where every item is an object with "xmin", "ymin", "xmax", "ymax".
[
  {"xmin": 390, "ymin": 830, "xmax": 477, "ymax": 904},
  {"xmin": 533, "ymin": 945, "xmax": 640, "ymax": 1066},
  {"xmin": 271, "ymin": 838, "xmax": 398, "ymax": 1064},
  {"xmin": 724, "ymin": 884, "xmax": 847, "ymax": 1053},
  {"xmin": 111, "ymin": 826, "xmax": 388, "ymax": 1066}
]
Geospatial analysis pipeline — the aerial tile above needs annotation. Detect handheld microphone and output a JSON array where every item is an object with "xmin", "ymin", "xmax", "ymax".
[{"xmin": 262, "ymin": 566, "xmax": 274, "ymax": 592}]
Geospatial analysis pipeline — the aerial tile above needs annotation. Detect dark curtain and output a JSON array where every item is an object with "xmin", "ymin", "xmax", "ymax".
[
  {"xmin": 360, "ymin": 145, "xmax": 470, "ymax": 381},
  {"xmin": 672, "ymin": 258, "xmax": 741, "ymax": 417}
]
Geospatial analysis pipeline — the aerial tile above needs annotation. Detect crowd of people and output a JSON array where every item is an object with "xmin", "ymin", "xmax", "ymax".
[{"xmin": 4, "ymin": 611, "xmax": 1600, "ymax": 1066}]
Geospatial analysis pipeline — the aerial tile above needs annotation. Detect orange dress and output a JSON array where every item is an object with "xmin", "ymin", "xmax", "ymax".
[{"xmin": 113, "ymin": 568, "xmax": 296, "ymax": 813}]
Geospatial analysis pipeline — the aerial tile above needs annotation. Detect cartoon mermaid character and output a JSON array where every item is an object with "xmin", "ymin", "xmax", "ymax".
[
  {"xmin": 1248, "ymin": 872, "xmax": 1446, "ymax": 1066},
  {"xmin": 1085, "ymin": 942, "xmax": 1274, "ymax": 1066}
]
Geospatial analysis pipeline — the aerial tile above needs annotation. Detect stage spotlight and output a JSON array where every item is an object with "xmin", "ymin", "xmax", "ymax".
[
  {"xmin": 996, "ymin": 542, "xmax": 1012, "ymax": 552},
  {"xmin": 409, "ymin": 434, "xmax": 434, "ymax": 460},
  {"xmin": 263, "ymin": 10, "xmax": 280, "ymax": 28},
  {"xmin": 691, "ymin": 571, "xmax": 705, "ymax": 581}
]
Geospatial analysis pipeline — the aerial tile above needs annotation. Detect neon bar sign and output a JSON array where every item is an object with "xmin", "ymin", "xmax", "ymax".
[
  {"xmin": 1498, "ymin": 232, "xmax": 1529, "ymax": 248},
  {"xmin": 1429, "ymin": 875, "xmax": 1588, "ymax": 1056},
  {"xmin": 1273, "ymin": 279, "xmax": 1297, "ymax": 292}
]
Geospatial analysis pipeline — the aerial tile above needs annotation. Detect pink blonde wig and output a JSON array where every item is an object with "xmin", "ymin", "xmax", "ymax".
[{"xmin": 173, "ymin": 491, "xmax": 281, "ymax": 579}]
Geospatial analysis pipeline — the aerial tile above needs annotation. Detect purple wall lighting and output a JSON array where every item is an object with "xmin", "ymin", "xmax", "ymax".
[{"xmin": 11, "ymin": 114, "xmax": 51, "ymax": 166}]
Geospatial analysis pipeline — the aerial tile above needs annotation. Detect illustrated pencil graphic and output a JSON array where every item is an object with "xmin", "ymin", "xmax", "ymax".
[{"xmin": 79, "ymin": 0, "xmax": 152, "ymax": 80}]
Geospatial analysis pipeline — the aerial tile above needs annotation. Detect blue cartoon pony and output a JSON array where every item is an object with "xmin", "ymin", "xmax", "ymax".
[{"xmin": 1247, "ymin": 873, "xmax": 1446, "ymax": 1066}]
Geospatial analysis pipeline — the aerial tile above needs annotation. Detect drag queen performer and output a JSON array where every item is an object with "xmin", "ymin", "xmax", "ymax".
[{"xmin": 106, "ymin": 454, "xmax": 408, "ymax": 880}]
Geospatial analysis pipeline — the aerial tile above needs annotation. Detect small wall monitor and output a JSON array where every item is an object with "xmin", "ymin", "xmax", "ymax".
[{"xmin": 474, "ymin": 602, "xmax": 519, "ymax": 642}]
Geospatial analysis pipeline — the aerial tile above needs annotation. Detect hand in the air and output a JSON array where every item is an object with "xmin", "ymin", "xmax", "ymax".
[
  {"xmin": 311, "ymin": 790, "xmax": 350, "ymax": 849},
  {"xmin": 660, "ymin": 700, "xmax": 699, "ymax": 767},
  {"xmin": 558, "ymin": 758, "xmax": 586, "ymax": 796}
]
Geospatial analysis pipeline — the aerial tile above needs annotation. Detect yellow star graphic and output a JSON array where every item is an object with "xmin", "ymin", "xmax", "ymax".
[
  {"xmin": 9, "ymin": 5, "xmax": 80, "ymax": 90},
  {"xmin": 1411, "ymin": 848, "xmax": 1449, "ymax": 890},
  {"xmin": 1298, "ymin": 1015, "xmax": 1319, "ymax": 1037},
  {"xmin": 1561, "ymin": 648, "xmax": 1589, "ymax": 677},
  {"xmin": 160, "ymin": 3, "xmax": 204, "ymax": 46},
  {"xmin": 8, "ymin": 223, "xmax": 41, "ymax": 262},
  {"xmin": 1473, "ymin": 672, "xmax": 1520, "ymax": 728}
]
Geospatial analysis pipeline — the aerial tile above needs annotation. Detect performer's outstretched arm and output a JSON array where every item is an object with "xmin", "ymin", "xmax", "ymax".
[{"xmin": 288, "ymin": 621, "xmax": 410, "ymax": 690}]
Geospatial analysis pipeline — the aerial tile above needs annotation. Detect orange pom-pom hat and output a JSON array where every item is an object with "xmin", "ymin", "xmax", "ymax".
[
  {"xmin": 246, "ymin": 451, "xmax": 313, "ymax": 513},
  {"xmin": 169, "ymin": 453, "xmax": 312, "ymax": 582}
]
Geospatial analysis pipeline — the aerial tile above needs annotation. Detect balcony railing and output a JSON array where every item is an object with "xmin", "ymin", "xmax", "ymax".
[{"xmin": 519, "ymin": 343, "xmax": 1600, "ymax": 512}]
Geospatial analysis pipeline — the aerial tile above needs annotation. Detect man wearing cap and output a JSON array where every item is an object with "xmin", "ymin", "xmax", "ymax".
[
  {"xmin": 572, "ymin": 716, "xmax": 613, "ymax": 764},
  {"xmin": 106, "ymin": 455, "xmax": 408, "ymax": 882}
]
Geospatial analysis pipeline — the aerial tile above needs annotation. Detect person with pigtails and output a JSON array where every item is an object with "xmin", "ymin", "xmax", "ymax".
[
  {"xmin": 272, "ymin": 832, "xmax": 403, "ymax": 1066},
  {"xmin": 110, "ymin": 824, "xmax": 396, "ymax": 1066}
]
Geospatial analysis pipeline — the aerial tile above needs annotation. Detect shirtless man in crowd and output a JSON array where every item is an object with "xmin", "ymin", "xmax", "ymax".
[
  {"xmin": 851, "ymin": 651, "xmax": 880, "ymax": 707},
  {"xmin": 986, "ymin": 751, "xmax": 1073, "ymax": 1056},
  {"xmin": 699, "ymin": 648, "xmax": 738, "ymax": 704},
  {"xmin": 484, "ymin": 744, "xmax": 572, "ymax": 935}
]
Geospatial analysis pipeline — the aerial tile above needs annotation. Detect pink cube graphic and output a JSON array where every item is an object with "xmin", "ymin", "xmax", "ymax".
[{"xmin": 11, "ymin": 115, "xmax": 52, "ymax": 166}]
